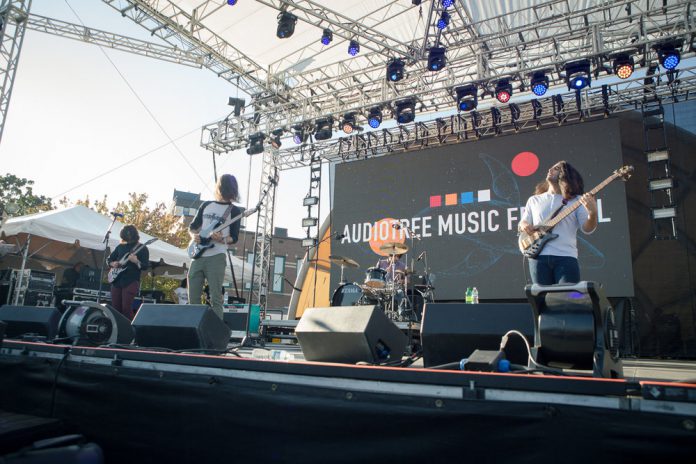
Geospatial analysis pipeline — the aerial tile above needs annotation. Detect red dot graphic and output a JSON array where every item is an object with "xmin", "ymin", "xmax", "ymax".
[{"xmin": 512, "ymin": 151, "xmax": 539, "ymax": 176}]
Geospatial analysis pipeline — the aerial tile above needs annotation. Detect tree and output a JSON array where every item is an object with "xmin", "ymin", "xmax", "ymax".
[{"xmin": 0, "ymin": 173, "xmax": 53, "ymax": 216}]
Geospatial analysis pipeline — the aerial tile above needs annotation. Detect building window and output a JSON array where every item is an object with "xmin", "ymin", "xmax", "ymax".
[
  {"xmin": 272, "ymin": 256, "xmax": 285, "ymax": 293},
  {"xmin": 174, "ymin": 205, "xmax": 184, "ymax": 216}
]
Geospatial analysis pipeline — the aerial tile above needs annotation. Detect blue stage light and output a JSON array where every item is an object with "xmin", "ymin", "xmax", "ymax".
[
  {"xmin": 660, "ymin": 50, "xmax": 680, "ymax": 70},
  {"xmin": 442, "ymin": 0, "xmax": 455, "ymax": 8},
  {"xmin": 321, "ymin": 29, "xmax": 332, "ymax": 46},
  {"xmin": 367, "ymin": 107, "xmax": 382, "ymax": 128},
  {"xmin": 395, "ymin": 99, "xmax": 416, "ymax": 124},
  {"xmin": 455, "ymin": 85, "xmax": 477, "ymax": 111},
  {"xmin": 530, "ymin": 72, "xmax": 549, "ymax": 96},
  {"xmin": 386, "ymin": 59, "xmax": 405, "ymax": 82},
  {"xmin": 427, "ymin": 47, "xmax": 446, "ymax": 71},
  {"xmin": 564, "ymin": 60, "xmax": 591, "ymax": 90},
  {"xmin": 348, "ymin": 40, "xmax": 360, "ymax": 56},
  {"xmin": 227, "ymin": 0, "xmax": 237, "ymax": 5},
  {"xmin": 437, "ymin": 11, "xmax": 450, "ymax": 29}
]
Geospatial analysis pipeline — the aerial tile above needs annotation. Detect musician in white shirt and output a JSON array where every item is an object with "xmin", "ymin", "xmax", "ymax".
[
  {"xmin": 518, "ymin": 161, "xmax": 597, "ymax": 285},
  {"xmin": 188, "ymin": 174, "xmax": 241, "ymax": 320}
]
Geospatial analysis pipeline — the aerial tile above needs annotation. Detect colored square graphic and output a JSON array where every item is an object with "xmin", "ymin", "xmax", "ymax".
[
  {"xmin": 460, "ymin": 191, "xmax": 474, "ymax": 204},
  {"xmin": 478, "ymin": 189, "xmax": 491, "ymax": 202},
  {"xmin": 430, "ymin": 195, "xmax": 442, "ymax": 208},
  {"xmin": 445, "ymin": 193, "xmax": 458, "ymax": 206}
]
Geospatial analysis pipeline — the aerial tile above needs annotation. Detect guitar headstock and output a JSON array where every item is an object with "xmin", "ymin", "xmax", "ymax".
[{"xmin": 614, "ymin": 165, "xmax": 634, "ymax": 181}]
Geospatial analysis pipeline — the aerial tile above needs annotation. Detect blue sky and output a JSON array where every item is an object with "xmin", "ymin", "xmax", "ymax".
[{"xmin": 0, "ymin": 0, "xmax": 317, "ymax": 238}]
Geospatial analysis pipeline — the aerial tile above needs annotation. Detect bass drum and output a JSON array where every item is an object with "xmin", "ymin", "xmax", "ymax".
[
  {"xmin": 331, "ymin": 283, "xmax": 364, "ymax": 306},
  {"xmin": 406, "ymin": 288, "xmax": 433, "ymax": 322}
]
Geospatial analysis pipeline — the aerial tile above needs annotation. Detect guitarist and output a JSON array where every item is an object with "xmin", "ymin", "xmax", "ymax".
[
  {"xmin": 108, "ymin": 224, "xmax": 150, "ymax": 320},
  {"xmin": 518, "ymin": 161, "xmax": 598, "ymax": 285},
  {"xmin": 188, "ymin": 174, "xmax": 241, "ymax": 320}
]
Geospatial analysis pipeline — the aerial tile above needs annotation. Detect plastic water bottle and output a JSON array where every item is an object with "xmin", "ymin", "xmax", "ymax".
[
  {"xmin": 465, "ymin": 287, "xmax": 473, "ymax": 304},
  {"xmin": 251, "ymin": 349, "xmax": 294, "ymax": 361},
  {"xmin": 472, "ymin": 287, "xmax": 479, "ymax": 304}
]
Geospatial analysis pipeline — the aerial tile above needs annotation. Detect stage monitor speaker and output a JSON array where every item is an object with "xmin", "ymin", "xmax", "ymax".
[
  {"xmin": 57, "ymin": 301, "xmax": 133, "ymax": 345},
  {"xmin": 525, "ymin": 281, "xmax": 622, "ymax": 378},
  {"xmin": 132, "ymin": 304, "xmax": 230, "ymax": 351},
  {"xmin": 0, "ymin": 305, "xmax": 61, "ymax": 339},
  {"xmin": 296, "ymin": 305, "xmax": 408, "ymax": 364},
  {"xmin": 420, "ymin": 303, "xmax": 535, "ymax": 368}
]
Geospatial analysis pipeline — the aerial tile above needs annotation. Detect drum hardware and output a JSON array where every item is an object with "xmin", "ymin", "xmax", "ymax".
[{"xmin": 329, "ymin": 255, "xmax": 359, "ymax": 284}]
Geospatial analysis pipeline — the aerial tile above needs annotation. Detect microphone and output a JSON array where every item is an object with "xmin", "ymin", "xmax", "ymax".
[
  {"xmin": 416, "ymin": 251, "xmax": 426, "ymax": 262},
  {"xmin": 392, "ymin": 223, "xmax": 402, "ymax": 230},
  {"xmin": 334, "ymin": 233, "xmax": 346, "ymax": 240},
  {"xmin": 111, "ymin": 211, "xmax": 124, "ymax": 218}
]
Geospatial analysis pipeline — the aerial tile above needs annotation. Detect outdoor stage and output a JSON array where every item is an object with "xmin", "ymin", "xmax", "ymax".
[{"xmin": 1, "ymin": 337, "xmax": 694, "ymax": 463}]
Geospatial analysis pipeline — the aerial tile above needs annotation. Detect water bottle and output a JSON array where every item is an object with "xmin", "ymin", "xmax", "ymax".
[
  {"xmin": 465, "ymin": 287, "xmax": 473, "ymax": 304},
  {"xmin": 472, "ymin": 287, "xmax": 479, "ymax": 304}
]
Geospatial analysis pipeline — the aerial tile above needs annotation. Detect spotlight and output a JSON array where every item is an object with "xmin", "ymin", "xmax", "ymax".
[
  {"xmin": 276, "ymin": 12, "xmax": 297, "ymax": 39},
  {"xmin": 271, "ymin": 129, "xmax": 283, "ymax": 149},
  {"xmin": 246, "ymin": 132, "xmax": 265, "ymax": 155},
  {"xmin": 613, "ymin": 54, "xmax": 634, "ymax": 79},
  {"xmin": 367, "ymin": 107, "xmax": 382, "ymax": 128},
  {"xmin": 293, "ymin": 125, "xmax": 307, "ymax": 144},
  {"xmin": 495, "ymin": 79, "xmax": 512, "ymax": 103},
  {"xmin": 348, "ymin": 39, "xmax": 360, "ymax": 56},
  {"xmin": 321, "ymin": 29, "xmax": 333, "ymax": 46},
  {"xmin": 657, "ymin": 44, "xmax": 680, "ymax": 70},
  {"xmin": 314, "ymin": 117, "xmax": 333, "ymax": 141},
  {"xmin": 395, "ymin": 99, "xmax": 416, "ymax": 124},
  {"xmin": 227, "ymin": 0, "xmax": 237, "ymax": 5},
  {"xmin": 530, "ymin": 71, "xmax": 549, "ymax": 96},
  {"xmin": 437, "ymin": 11, "xmax": 450, "ymax": 30},
  {"xmin": 341, "ymin": 113, "xmax": 358, "ymax": 134},
  {"xmin": 427, "ymin": 46, "xmax": 446, "ymax": 71},
  {"xmin": 454, "ymin": 84, "xmax": 478, "ymax": 111},
  {"xmin": 442, "ymin": 0, "xmax": 455, "ymax": 7},
  {"xmin": 565, "ymin": 59, "xmax": 591, "ymax": 90},
  {"xmin": 386, "ymin": 58, "xmax": 405, "ymax": 82}
]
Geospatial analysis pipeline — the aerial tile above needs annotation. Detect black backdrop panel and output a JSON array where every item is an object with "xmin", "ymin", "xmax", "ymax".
[{"xmin": 333, "ymin": 119, "xmax": 633, "ymax": 299}]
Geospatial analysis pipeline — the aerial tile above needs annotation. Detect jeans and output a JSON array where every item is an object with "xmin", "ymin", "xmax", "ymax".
[
  {"xmin": 188, "ymin": 253, "xmax": 226, "ymax": 320},
  {"xmin": 528, "ymin": 255, "xmax": 580, "ymax": 285}
]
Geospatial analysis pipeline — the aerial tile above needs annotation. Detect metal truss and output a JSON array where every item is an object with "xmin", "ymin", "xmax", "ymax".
[
  {"xmin": 200, "ymin": 0, "xmax": 696, "ymax": 149},
  {"xmin": 0, "ymin": 0, "xmax": 31, "ymax": 145},
  {"xmin": 237, "ymin": 65, "xmax": 696, "ymax": 171},
  {"xmin": 25, "ymin": 13, "xmax": 202, "ymax": 68},
  {"xmin": 100, "ymin": 0, "xmax": 286, "ymax": 96}
]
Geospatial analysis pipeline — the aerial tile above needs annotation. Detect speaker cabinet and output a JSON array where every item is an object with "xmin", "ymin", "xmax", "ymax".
[
  {"xmin": 296, "ymin": 305, "xmax": 408, "ymax": 364},
  {"xmin": 0, "ymin": 305, "xmax": 61, "ymax": 339},
  {"xmin": 420, "ymin": 303, "xmax": 535, "ymax": 368},
  {"xmin": 58, "ymin": 301, "xmax": 134, "ymax": 345},
  {"xmin": 132, "ymin": 304, "xmax": 230, "ymax": 351}
]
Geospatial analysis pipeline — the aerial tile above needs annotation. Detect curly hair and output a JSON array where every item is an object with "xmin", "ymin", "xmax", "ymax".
[
  {"xmin": 120, "ymin": 224, "xmax": 140, "ymax": 244},
  {"xmin": 535, "ymin": 161, "xmax": 585, "ymax": 198},
  {"xmin": 215, "ymin": 174, "xmax": 240, "ymax": 203}
]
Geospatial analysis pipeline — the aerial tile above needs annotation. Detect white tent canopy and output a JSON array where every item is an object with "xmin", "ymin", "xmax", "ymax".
[{"xmin": 1, "ymin": 205, "xmax": 252, "ymax": 282}]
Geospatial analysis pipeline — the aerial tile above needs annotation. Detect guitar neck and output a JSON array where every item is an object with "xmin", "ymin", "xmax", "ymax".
[
  {"xmin": 544, "ymin": 172, "xmax": 619, "ymax": 228},
  {"xmin": 203, "ymin": 208, "xmax": 254, "ymax": 237}
]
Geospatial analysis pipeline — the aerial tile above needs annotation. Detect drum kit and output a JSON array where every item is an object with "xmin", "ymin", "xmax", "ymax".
[{"xmin": 329, "ymin": 241, "xmax": 435, "ymax": 323}]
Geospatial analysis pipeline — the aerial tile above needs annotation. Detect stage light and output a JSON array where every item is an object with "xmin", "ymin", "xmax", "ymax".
[
  {"xmin": 341, "ymin": 113, "xmax": 358, "ymax": 134},
  {"xmin": 302, "ymin": 217, "xmax": 318, "ymax": 227},
  {"xmin": 495, "ymin": 79, "xmax": 512, "ymax": 103},
  {"xmin": 276, "ymin": 12, "xmax": 297, "ymax": 39},
  {"xmin": 246, "ymin": 132, "xmax": 265, "ymax": 155},
  {"xmin": 613, "ymin": 54, "xmax": 634, "ymax": 79},
  {"xmin": 437, "ymin": 11, "xmax": 450, "ymax": 30},
  {"xmin": 652, "ymin": 207, "xmax": 677, "ymax": 219},
  {"xmin": 442, "ymin": 0, "xmax": 455, "ymax": 8},
  {"xmin": 657, "ymin": 44, "xmax": 680, "ymax": 70},
  {"xmin": 321, "ymin": 29, "xmax": 333, "ymax": 46},
  {"xmin": 367, "ymin": 107, "xmax": 383, "ymax": 128},
  {"xmin": 303, "ymin": 196, "xmax": 319, "ymax": 206},
  {"xmin": 565, "ymin": 60, "xmax": 591, "ymax": 90},
  {"xmin": 427, "ymin": 47, "xmax": 446, "ymax": 71},
  {"xmin": 314, "ymin": 117, "xmax": 333, "ymax": 141},
  {"xmin": 301, "ymin": 238, "xmax": 317, "ymax": 248},
  {"xmin": 270, "ymin": 128, "xmax": 283, "ymax": 149},
  {"xmin": 292, "ymin": 125, "xmax": 308, "ymax": 145},
  {"xmin": 530, "ymin": 72, "xmax": 549, "ymax": 96},
  {"xmin": 348, "ymin": 39, "xmax": 360, "ymax": 56},
  {"xmin": 395, "ymin": 99, "xmax": 416, "ymax": 124},
  {"xmin": 227, "ymin": 97, "xmax": 245, "ymax": 116},
  {"xmin": 386, "ymin": 58, "xmax": 405, "ymax": 82},
  {"xmin": 227, "ymin": 0, "xmax": 237, "ymax": 5},
  {"xmin": 454, "ymin": 84, "xmax": 477, "ymax": 111}
]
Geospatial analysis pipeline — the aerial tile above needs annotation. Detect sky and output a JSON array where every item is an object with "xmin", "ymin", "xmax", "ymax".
[{"xmin": 0, "ymin": 0, "xmax": 320, "ymax": 238}]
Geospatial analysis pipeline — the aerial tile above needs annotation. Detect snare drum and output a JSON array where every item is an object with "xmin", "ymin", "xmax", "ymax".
[{"xmin": 364, "ymin": 267, "xmax": 387, "ymax": 288}]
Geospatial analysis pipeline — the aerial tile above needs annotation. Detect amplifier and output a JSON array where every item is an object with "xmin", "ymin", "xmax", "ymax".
[
  {"xmin": 12, "ymin": 270, "xmax": 56, "ymax": 293},
  {"xmin": 23, "ymin": 290, "xmax": 54, "ymax": 307},
  {"xmin": 73, "ymin": 288, "xmax": 111, "ymax": 302}
]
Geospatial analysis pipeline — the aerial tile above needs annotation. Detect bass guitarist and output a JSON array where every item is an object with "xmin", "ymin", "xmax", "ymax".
[
  {"xmin": 188, "ymin": 174, "xmax": 241, "ymax": 320},
  {"xmin": 518, "ymin": 161, "xmax": 597, "ymax": 285},
  {"xmin": 108, "ymin": 224, "xmax": 150, "ymax": 320}
]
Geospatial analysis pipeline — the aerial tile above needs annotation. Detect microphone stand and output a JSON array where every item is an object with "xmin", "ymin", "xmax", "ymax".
[
  {"xmin": 97, "ymin": 215, "xmax": 120, "ymax": 304},
  {"xmin": 396, "ymin": 224, "xmax": 420, "ymax": 319}
]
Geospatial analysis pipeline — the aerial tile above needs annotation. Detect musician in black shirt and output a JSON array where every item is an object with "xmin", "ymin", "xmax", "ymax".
[{"xmin": 108, "ymin": 224, "xmax": 149, "ymax": 320}]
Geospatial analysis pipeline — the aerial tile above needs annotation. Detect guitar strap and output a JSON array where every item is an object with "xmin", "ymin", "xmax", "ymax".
[
  {"xmin": 218, "ymin": 204, "xmax": 235, "ymax": 232},
  {"xmin": 542, "ymin": 200, "xmax": 567, "ymax": 231}
]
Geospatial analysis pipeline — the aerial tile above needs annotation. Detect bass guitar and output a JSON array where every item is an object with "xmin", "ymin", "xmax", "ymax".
[
  {"xmin": 108, "ymin": 238, "xmax": 158, "ymax": 284},
  {"xmin": 187, "ymin": 205, "xmax": 259, "ymax": 260},
  {"xmin": 518, "ymin": 165, "xmax": 633, "ymax": 259}
]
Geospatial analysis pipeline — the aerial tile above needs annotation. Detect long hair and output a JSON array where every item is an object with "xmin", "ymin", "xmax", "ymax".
[
  {"xmin": 215, "ymin": 174, "xmax": 240, "ymax": 203},
  {"xmin": 120, "ymin": 224, "xmax": 139, "ymax": 244},
  {"xmin": 536, "ymin": 161, "xmax": 585, "ymax": 198}
]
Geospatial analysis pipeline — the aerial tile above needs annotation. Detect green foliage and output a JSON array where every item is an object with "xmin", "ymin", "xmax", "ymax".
[{"xmin": 0, "ymin": 173, "xmax": 53, "ymax": 215}]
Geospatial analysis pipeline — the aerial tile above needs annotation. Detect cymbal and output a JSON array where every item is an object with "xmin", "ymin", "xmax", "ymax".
[
  {"xmin": 379, "ymin": 242, "xmax": 409, "ymax": 255},
  {"xmin": 329, "ymin": 255, "xmax": 359, "ymax": 268}
]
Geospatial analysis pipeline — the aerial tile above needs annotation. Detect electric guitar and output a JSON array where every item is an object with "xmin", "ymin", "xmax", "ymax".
[
  {"xmin": 108, "ymin": 238, "xmax": 158, "ymax": 284},
  {"xmin": 187, "ymin": 205, "xmax": 258, "ymax": 260},
  {"xmin": 518, "ymin": 165, "xmax": 633, "ymax": 259}
]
